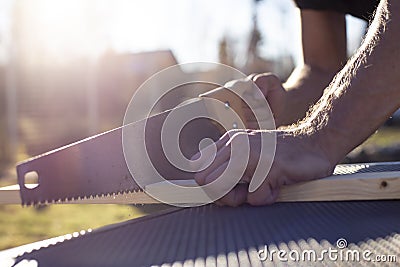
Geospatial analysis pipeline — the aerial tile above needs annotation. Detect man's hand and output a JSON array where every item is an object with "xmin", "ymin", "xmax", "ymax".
[
  {"xmin": 247, "ymin": 74, "xmax": 287, "ymax": 128},
  {"xmin": 243, "ymin": 70, "xmax": 334, "ymax": 128},
  {"xmin": 192, "ymin": 129, "xmax": 334, "ymax": 206},
  {"xmin": 199, "ymin": 74, "xmax": 287, "ymax": 129},
  {"xmin": 193, "ymin": 0, "xmax": 400, "ymax": 207},
  {"xmin": 200, "ymin": 70, "xmax": 331, "ymax": 129}
]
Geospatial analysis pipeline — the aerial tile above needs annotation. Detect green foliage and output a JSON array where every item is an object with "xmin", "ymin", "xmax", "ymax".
[{"xmin": 0, "ymin": 204, "xmax": 147, "ymax": 250}]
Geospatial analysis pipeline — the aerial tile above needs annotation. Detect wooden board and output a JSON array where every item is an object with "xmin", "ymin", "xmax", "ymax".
[
  {"xmin": 2, "ymin": 170, "xmax": 399, "ymax": 204},
  {"xmin": 145, "ymin": 172, "xmax": 400, "ymax": 203},
  {"xmin": 0, "ymin": 184, "xmax": 24, "ymax": 204}
]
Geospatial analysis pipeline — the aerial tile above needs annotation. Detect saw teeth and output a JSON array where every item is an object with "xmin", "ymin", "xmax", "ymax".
[{"xmin": 23, "ymin": 189, "xmax": 151, "ymax": 206}]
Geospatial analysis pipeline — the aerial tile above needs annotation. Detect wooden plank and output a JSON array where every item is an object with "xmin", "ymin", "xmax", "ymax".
[
  {"xmin": 277, "ymin": 172, "xmax": 400, "ymax": 202},
  {"xmin": 1, "ymin": 171, "xmax": 399, "ymax": 204},
  {"xmin": 145, "ymin": 173, "xmax": 400, "ymax": 203},
  {"xmin": 0, "ymin": 184, "xmax": 24, "ymax": 204}
]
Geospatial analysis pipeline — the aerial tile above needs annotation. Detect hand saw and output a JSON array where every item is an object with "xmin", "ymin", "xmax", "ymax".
[
  {"xmin": 8, "ymin": 161, "xmax": 400, "ymax": 205},
  {"xmin": 15, "ymin": 85, "xmax": 260, "ymax": 206},
  {"xmin": 10, "ymin": 80, "xmax": 400, "ymax": 205}
]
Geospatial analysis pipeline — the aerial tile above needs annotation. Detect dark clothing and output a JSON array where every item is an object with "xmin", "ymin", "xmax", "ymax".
[{"xmin": 294, "ymin": 0, "xmax": 380, "ymax": 21}]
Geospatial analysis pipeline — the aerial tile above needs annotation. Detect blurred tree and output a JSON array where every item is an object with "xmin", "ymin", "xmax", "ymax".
[
  {"xmin": 246, "ymin": 13, "xmax": 262, "ymax": 64},
  {"xmin": 0, "ymin": 65, "xmax": 9, "ymax": 177},
  {"xmin": 242, "ymin": 0, "xmax": 276, "ymax": 75},
  {"xmin": 218, "ymin": 36, "xmax": 234, "ymax": 67}
]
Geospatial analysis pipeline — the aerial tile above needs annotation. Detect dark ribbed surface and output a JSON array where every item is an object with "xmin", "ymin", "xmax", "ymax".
[
  {"xmin": 333, "ymin": 162, "xmax": 400, "ymax": 175},
  {"xmin": 13, "ymin": 201, "xmax": 400, "ymax": 267}
]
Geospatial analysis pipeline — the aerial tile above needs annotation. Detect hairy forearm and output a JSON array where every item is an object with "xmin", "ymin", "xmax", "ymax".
[
  {"xmin": 278, "ymin": 9, "xmax": 346, "ymax": 126},
  {"xmin": 282, "ymin": 65, "xmax": 338, "ymax": 125},
  {"xmin": 293, "ymin": 0, "xmax": 400, "ymax": 165}
]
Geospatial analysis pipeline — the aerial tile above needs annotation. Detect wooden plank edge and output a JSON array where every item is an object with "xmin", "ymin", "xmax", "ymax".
[{"xmin": 2, "ymin": 172, "xmax": 400, "ymax": 204}]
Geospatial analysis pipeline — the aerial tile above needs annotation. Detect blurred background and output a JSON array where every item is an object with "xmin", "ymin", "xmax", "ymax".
[{"xmin": 1, "ymin": 0, "xmax": 399, "ymax": 250}]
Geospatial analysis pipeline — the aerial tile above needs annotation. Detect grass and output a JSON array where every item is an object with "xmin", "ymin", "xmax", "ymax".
[
  {"xmin": 0, "ymin": 204, "xmax": 150, "ymax": 251},
  {"xmin": 0, "ymin": 143, "xmax": 170, "ymax": 251},
  {"xmin": 362, "ymin": 127, "xmax": 400, "ymax": 147},
  {"xmin": 1, "ymin": 126, "xmax": 400, "ymax": 251}
]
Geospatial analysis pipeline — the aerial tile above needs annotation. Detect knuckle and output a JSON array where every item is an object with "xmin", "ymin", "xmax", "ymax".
[
  {"xmin": 253, "ymin": 73, "xmax": 281, "ymax": 90},
  {"xmin": 247, "ymin": 195, "xmax": 267, "ymax": 206},
  {"xmin": 194, "ymin": 172, "xmax": 205, "ymax": 186},
  {"xmin": 247, "ymin": 179, "xmax": 278, "ymax": 206}
]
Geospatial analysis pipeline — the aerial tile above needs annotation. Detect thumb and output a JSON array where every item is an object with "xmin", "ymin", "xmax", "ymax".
[{"xmin": 252, "ymin": 73, "xmax": 282, "ymax": 97}]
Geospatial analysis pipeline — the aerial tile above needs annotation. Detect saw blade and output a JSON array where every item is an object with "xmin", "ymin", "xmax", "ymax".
[{"xmin": 17, "ymin": 100, "xmax": 222, "ymax": 205}]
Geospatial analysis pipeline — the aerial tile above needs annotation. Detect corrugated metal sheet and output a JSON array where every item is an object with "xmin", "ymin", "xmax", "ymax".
[{"xmin": 12, "ymin": 200, "xmax": 400, "ymax": 267}]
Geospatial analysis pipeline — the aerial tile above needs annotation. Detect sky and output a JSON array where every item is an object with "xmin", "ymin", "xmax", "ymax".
[{"xmin": 0, "ymin": 0, "xmax": 367, "ymax": 66}]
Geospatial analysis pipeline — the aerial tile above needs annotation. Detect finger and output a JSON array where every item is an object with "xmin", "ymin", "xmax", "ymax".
[
  {"xmin": 246, "ymin": 170, "xmax": 280, "ymax": 206},
  {"xmin": 242, "ymin": 106, "xmax": 258, "ymax": 127},
  {"xmin": 252, "ymin": 74, "xmax": 284, "ymax": 118},
  {"xmin": 191, "ymin": 129, "xmax": 234, "ymax": 161},
  {"xmin": 247, "ymin": 181, "xmax": 279, "ymax": 206},
  {"xmin": 190, "ymin": 136, "xmax": 230, "ymax": 176},
  {"xmin": 191, "ymin": 129, "xmax": 247, "ymax": 179},
  {"xmin": 215, "ymin": 183, "xmax": 248, "ymax": 207},
  {"xmin": 200, "ymin": 153, "xmax": 250, "ymax": 202},
  {"xmin": 194, "ymin": 150, "xmax": 230, "ymax": 186},
  {"xmin": 252, "ymin": 73, "xmax": 280, "ymax": 96},
  {"xmin": 197, "ymin": 160, "xmax": 235, "ymax": 202},
  {"xmin": 217, "ymin": 131, "xmax": 233, "ymax": 149},
  {"xmin": 242, "ymin": 105, "xmax": 255, "ymax": 119},
  {"xmin": 247, "ymin": 73, "xmax": 258, "ymax": 80}
]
